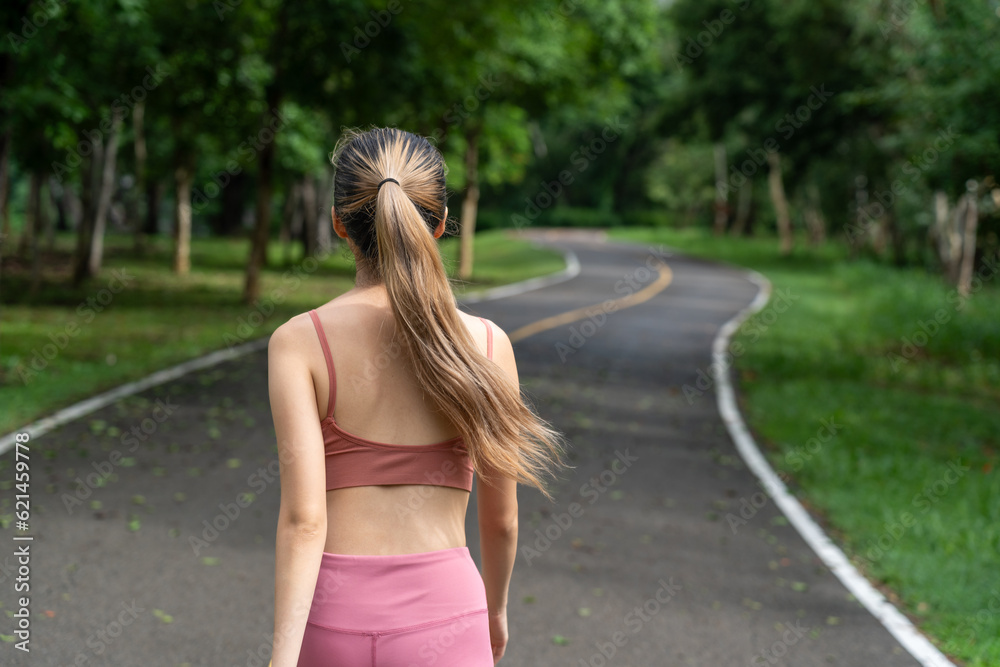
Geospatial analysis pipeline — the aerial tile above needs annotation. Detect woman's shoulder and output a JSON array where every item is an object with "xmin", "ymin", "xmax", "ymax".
[
  {"xmin": 267, "ymin": 310, "xmax": 317, "ymax": 354},
  {"xmin": 458, "ymin": 311, "xmax": 504, "ymax": 332},
  {"xmin": 458, "ymin": 312, "xmax": 514, "ymax": 365}
]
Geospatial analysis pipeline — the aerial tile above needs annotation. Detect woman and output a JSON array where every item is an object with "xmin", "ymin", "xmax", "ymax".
[{"xmin": 266, "ymin": 127, "xmax": 568, "ymax": 666}]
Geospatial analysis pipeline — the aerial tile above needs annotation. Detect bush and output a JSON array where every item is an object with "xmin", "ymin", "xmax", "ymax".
[
  {"xmin": 544, "ymin": 206, "xmax": 621, "ymax": 227},
  {"xmin": 620, "ymin": 209, "xmax": 675, "ymax": 227},
  {"xmin": 470, "ymin": 207, "xmax": 693, "ymax": 231}
]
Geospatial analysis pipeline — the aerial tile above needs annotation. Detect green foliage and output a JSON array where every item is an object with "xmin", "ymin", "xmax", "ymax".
[{"xmin": 0, "ymin": 0, "xmax": 996, "ymax": 270}]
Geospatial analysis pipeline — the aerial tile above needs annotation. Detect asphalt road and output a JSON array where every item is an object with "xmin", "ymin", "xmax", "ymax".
[{"xmin": 0, "ymin": 230, "xmax": 923, "ymax": 666}]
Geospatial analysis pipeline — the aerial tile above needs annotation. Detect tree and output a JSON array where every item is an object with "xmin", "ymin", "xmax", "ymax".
[
  {"xmin": 148, "ymin": 0, "xmax": 261, "ymax": 276},
  {"xmin": 669, "ymin": 0, "xmax": 878, "ymax": 254},
  {"xmin": 239, "ymin": 0, "xmax": 369, "ymax": 304}
]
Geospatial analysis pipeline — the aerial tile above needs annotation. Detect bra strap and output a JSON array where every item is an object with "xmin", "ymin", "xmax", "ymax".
[
  {"xmin": 479, "ymin": 317, "xmax": 493, "ymax": 361},
  {"xmin": 308, "ymin": 310, "xmax": 337, "ymax": 420}
]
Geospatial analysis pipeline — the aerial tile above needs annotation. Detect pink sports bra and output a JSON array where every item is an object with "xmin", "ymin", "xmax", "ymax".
[{"xmin": 307, "ymin": 309, "xmax": 493, "ymax": 493}]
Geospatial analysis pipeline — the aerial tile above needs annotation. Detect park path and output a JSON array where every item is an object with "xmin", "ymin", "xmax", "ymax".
[{"xmin": 0, "ymin": 230, "xmax": 923, "ymax": 666}]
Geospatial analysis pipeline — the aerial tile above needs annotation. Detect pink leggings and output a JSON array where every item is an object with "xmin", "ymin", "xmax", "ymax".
[{"xmin": 296, "ymin": 546, "xmax": 494, "ymax": 666}]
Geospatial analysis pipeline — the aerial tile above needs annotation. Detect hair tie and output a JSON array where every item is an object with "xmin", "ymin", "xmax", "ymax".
[{"xmin": 377, "ymin": 177, "xmax": 399, "ymax": 191}]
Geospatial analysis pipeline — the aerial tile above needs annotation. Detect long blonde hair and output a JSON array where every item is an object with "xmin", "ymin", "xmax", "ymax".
[{"xmin": 330, "ymin": 127, "xmax": 568, "ymax": 498}]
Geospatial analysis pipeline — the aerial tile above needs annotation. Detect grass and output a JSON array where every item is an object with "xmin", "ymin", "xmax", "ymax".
[
  {"xmin": 0, "ymin": 229, "xmax": 565, "ymax": 435},
  {"xmin": 609, "ymin": 226, "xmax": 1000, "ymax": 666}
]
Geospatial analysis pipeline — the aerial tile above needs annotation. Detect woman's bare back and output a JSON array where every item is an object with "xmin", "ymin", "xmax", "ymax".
[{"xmin": 305, "ymin": 285, "xmax": 492, "ymax": 555}]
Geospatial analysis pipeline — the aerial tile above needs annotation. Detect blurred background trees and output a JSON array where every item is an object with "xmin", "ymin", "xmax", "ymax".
[{"xmin": 1, "ymin": 0, "xmax": 997, "ymax": 300}]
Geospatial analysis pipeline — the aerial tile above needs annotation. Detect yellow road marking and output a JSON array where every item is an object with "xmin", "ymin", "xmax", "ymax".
[{"xmin": 509, "ymin": 261, "xmax": 673, "ymax": 343}]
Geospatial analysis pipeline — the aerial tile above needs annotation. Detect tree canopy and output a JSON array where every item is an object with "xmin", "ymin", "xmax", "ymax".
[{"xmin": 1, "ymin": 0, "xmax": 996, "ymax": 297}]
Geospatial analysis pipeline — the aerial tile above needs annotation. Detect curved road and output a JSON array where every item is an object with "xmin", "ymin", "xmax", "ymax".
[{"xmin": 0, "ymin": 231, "xmax": 924, "ymax": 666}]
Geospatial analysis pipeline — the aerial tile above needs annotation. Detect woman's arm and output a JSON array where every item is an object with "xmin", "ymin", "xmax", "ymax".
[
  {"xmin": 476, "ymin": 325, "xmax": 520, "ymax": 663},
  {"xmin": 478, "ymin": 475, "xmax": 518, "ymax": 663},
  {"xmin": 267, "ymin": 321, "xmax": 329, "ymax": 667}
]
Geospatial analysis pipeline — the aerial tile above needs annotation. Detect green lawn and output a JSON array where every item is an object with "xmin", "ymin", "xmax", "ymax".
[
  {"xmin": 610, "ymin": 227, "xmax": 1000, "ymax": 667},
  {"xmin": 0, "ymin": 230, "xmax": 565, "ymax": 435}
]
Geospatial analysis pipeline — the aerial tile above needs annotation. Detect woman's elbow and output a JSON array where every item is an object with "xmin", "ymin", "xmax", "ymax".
[
  {"xmin": 482, "ymin": 514, "xmax": 518, "ymax": 538},
  {"xmin": 278, "ymin": 510, "xmax": 327, "ymax": 538}
]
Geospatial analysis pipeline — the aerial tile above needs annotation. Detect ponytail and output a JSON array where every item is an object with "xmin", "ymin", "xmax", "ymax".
[{"xmin": 332, "ymin": 127, "xmax": 568, "ymax": 498}]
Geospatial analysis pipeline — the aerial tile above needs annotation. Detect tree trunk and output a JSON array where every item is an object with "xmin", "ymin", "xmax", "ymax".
[
  {"xmin": 804, "ymin": 182, "xmax": 826, "ymax": 245},
  {"xmin": 932, "ymin": 190, "xmax": 950, "ymax": 268},
  {"xmin": 766, "ymin": 151, "xmax": 793, "ymax": 255},
  {"xmin": 732, "ymin": 176, "xmax": 753, "ymax": 236},
  {"xmin": 144, "ymin": 180, "xmax": 163, "ymax": 236},
  {"xmin": 0, "ymin": 129, "xmax": 10, "ymax": 248},
  {"xmin": 316, "ymin": 171, "xmax": 334, "ymax": 255},
  {"xmin": 458, "ymin": 130, "xmax": 480, "ymax": 280},
  {"xmin": 44, "ymin": 176, "xmax": 59, "ymax": 251},
  {"xmin": 878, "ymin": 209, "xmax": 903, "ymax": 264},
  {"xmin": 132, "ymin": 100, "xmax": 147, "ymax": 252},
  {"xmin": 956, "ymin": 181, "xmax": 979, "ymax": 297},
  {"xmin": 887, "ymin": 209, "xmax": 906, "ymax": 266},
  {"xmin": 940, "ymin": 193, "xmax": 966, "ymax": 284},
  {"xmin": 30, "ymin": 174, "xmax": 45, "ymax": 295},
  {"xmin": 72, "ymin": 145, "xmax": 102, "ymax": 286},
  {"xmin": 173, "ymin": 164, "xmax": 193, "ymax": 274},
  {"xmin": 243, "ymin": 104, "xmax": 278, "ymax": 304},
  {"xmin": 280, "ymin": 181, "xmax": 301, "ymax": 265},
  {"xmin": 243, "ymin": 0, "xmax": 287, "ymax": 305},
  {"xmin": 848, "ymin": 175, "xmax": 869, "ymax": 257},
  {"xmin": 88, "ymin": 111, "xmax": 123, "ymax": 277},
  {"xmin": 872, "ymin": 181, "xmax": 891, "ymax": 257},
  {"xmin": 712, "ymin": 142, "xmax": 728, "ymax": 235},
  {"xmin": 217, "ymin": 171, "xmax": 247, "ymax": 236},
  {"xmin": 18, "ymin": 173, "xmax": 41, "ymax": 259},
  {"xmin": 301, "ymin": 175, "xmax": 318, "ymax": 259}
]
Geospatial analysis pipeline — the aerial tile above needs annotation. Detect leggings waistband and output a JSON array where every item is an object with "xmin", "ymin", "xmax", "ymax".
[{"xmin": 308, "ymin": 546, "xmax": 488, "ymax": 633}]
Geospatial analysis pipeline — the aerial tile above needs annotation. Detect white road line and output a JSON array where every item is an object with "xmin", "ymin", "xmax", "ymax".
[
  {"xmin": 0, "ymin": 247, "xmax": 579, "ymax": 455},
  {"xmin": 458, "ymin": 247, "xmax": 580, "ymax": 304},
  {"xmin": 0, "ymin": 337, "xmax": 269, "ymax": 456},
  {"xmin": 713, "ymin": 269, "xmax": 956, "ymax": 667}
]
